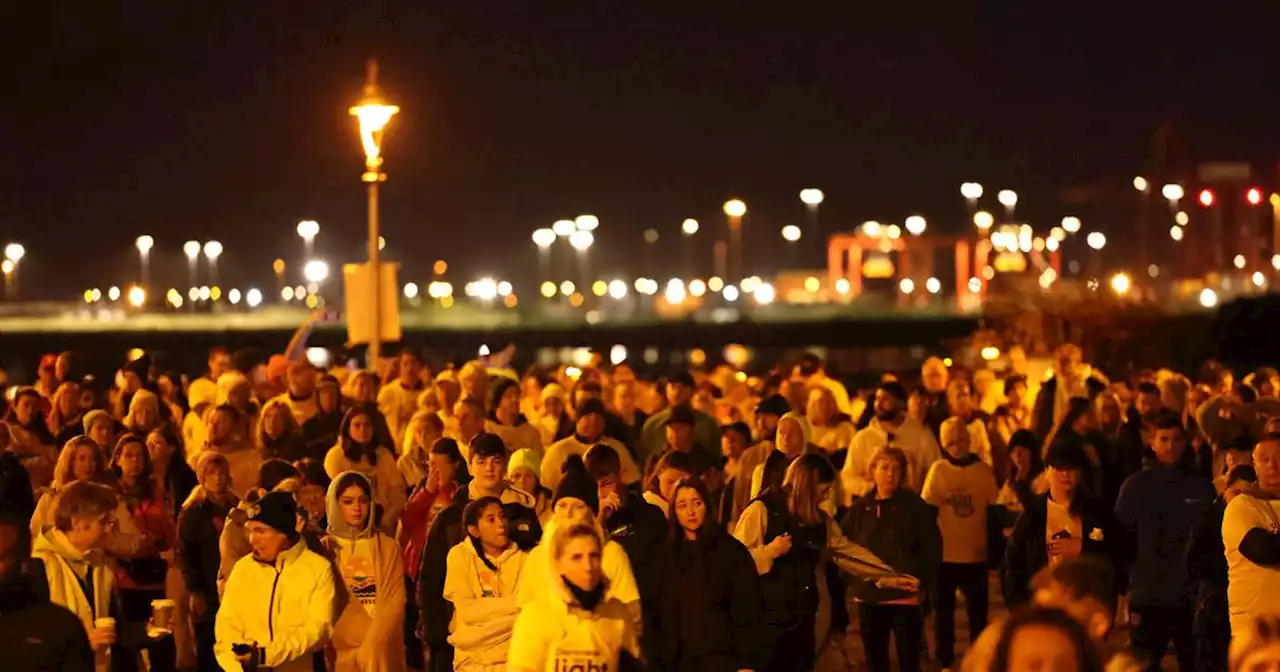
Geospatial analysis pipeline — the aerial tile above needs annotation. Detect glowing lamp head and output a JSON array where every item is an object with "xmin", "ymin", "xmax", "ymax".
[
  {"xmin": 722, "ymin": 199, "xmax": 747, "ymax": 218},
  {"xmin": 1109, "ymin": 272, "xmax": 1131, "ymax": 296},
  {"xmin": 1199, "ymin": 288, "xmax": 1218, "ymax": 308},
  {"xmin": 1086, "ymin": 232, "xmax": 1107, "ymax": 250},
  {"xmin": 904, "ymin": 215, "xmax": 927, "ymax": 236},
  {"xmin": 960, "ymin": 182, "xmax": 984, "ymax": 200},
  {"xmin": 781, "ymin": 225, "xmax": 802, "ymax": 242},
  {"xmin": 575, "ymin": 214, "xmax": 599, "ymax": 232},
  {"xmin": 3, "ymin": 243, "xmax": 25, "ymax": 263},
  {"xmin": 127, "ymin": 286, "xmax": 147, "ymax": 308},
  {"xmin": 1199, "ymin": 190, "xmax": 1215, "ymax": 207},
  {"xmin": 569, "ymin": 230, "xmax": 594, "ymax": 251},
  {"xmin": 799, "ymin": 188, "xmax": 825, "ymax": 206},
  {"xmin": 350, "ymin": 62, "xmax": 399, "ymax": 169},
  {"xmin": 1133, "ymin": 176, "xmax": 1149, "ymax": 193},
  {"xmin": 1170, "ymin": 226, "xmax": 1184, "ymax": 242},
  {"xmin": 997, "ymin": 189, "xmax": 1017, "ymax": 207},
  {"xmin": 973, "ymin": 211, "xmax": 995, "ymax": 230},
  {"xmin": 303, "ymin": 260, "xmax": 330, "ymax": 283},
  {"xmin": 1161, "ymin": 184, "xmax": 1185, "ymax": 201},
  {"xmin": 1248, "ymin": 187, "xmax": 1263, "ymax": 206},
  {"xmin": 135, "ymin": 235, "xmax": 154, "ymax": 255},
  {"xmin": 532, "ymin": 228, "xmax": 556, "ymax": 249},
  {"xmin": 862, "ymin": 221, "xmax": 882, "ymax": 238},
  {"xmin": 552, "ymin": 220, "xmax": 576, "ymax": 237},
  {"xmin": 1061, "ymin": 216, "xmax": 1082, "ymax": 234},
  {"xmin": 296, "ymin": 220, "xmax": 320, "ymax": 239},
  {"xmin": 681, "ymin": 218, "xmax": 700, "ymax": 236},
  {"xmin": 203, "ymin": 241, "xmax": 223, "ymax": 261},
  {"xmin": 183, "ymin": 241, "xmax": 201, "ymax": 260}
]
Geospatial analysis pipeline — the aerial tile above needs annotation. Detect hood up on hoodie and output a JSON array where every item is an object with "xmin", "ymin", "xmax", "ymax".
[
  {"xmin": 325, "ymin": 470, "xmax": 378, "ymax": 540},
  {"xmin": 776, "ymin": 411, "xmax": 814, "ymax": 448}
]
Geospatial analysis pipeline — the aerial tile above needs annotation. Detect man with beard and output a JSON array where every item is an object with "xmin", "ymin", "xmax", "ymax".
[{"xmin": 844, "ymin": 381, "xmax": 942, "ymax": 502}]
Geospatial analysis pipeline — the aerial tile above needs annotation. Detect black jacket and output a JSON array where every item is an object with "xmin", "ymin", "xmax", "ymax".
[
  {"xmin": 300, "ymin": 410, "xmax": 343, "ymax": 457},
  {"xmin": 1032, "ymin": 376, "xmax": 1107, "ymax": 439},
  {"xmin": 415, "ymin": 485, "xmax": 541, "ymax": 659},
  {"xmin": 0, "ymin": 578, "xmax": 94, "ymax": 672},
  {"xmin": 177, "ymin": 495, "xmax": 235, "ymax": 622},
  {"xmin": 653, "ymin": 531, "xmax": 762, "ymax": 672},
  {"xmin": 604, "ymin": 493, "xmax": 668, "ymax": 601},
  {"xmin": 1002, "ymin": 493, "xmax": 1122, "ymax": 607},
  {"xmin": 842, "ymin": 489, "xmax": 941, "ymax": 603},
  {"xmin": 1186, "ymin": 494, "xmax": 1231, "ymax": 635}
]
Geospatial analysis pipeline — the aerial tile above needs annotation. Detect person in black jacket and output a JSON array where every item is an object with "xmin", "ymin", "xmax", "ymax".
[
  {"xmin": 300, "ymin": 376, "xmax": 344, "ymax": 458},
  {"xmin": 841, "ymin": 447, "xmax": 941, "ymax": 672},
  {"xmin": 415, "ymin": 433, "xmax": 540, "ymax": 672},
  {"xmin": 1186, "ymin": 464, "xmax": 1257, "ymax": 672},
  {"xmin": 653, "ymin": 476, "xmax": 760, "ymax": 672},
  {"xmin": 1002, "ymin": 441, "xmax": 1121, "ymax": 608},
  {"xmin": 0, "ymin": 510, "xmax": 94, "ymax": 672},
  {"xmin": 584, "ymin": 443, "xmax": 666, "ymax": 607},
  {"xmin": 177, "ymin": 452, "xmax": 238, "ymax": 672}
]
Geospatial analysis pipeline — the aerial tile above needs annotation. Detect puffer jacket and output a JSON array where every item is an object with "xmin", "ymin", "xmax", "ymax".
[
  {"xmin": 213, "ymin": 538, "xmax": 336, "ymax": 672},
  {"xmin": 841, "ymin": 488, "xmax": 941, "ymax": 603}
]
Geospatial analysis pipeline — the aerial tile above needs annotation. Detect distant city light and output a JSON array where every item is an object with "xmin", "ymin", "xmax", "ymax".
[
  {"xmin": 899, "ymin": 278, "xmax": 915, "ymax": 294},
  {"xmin": 689, "ymin": 279, "xmax": 707, "ymax": 297},
  {"xmin": 803, "ymin": 277, "xmax": 819, "ymax": 294},
  {"xmin": 968, "ymin": 277, "xmax": 982, "ymax": 293},
  {"xmin": 568, "ymin": 230, "xmax": 594, "ymax": 251},
  {"xmin": 281, "ymin": 286, "xmax": 295, "ymax": 301},
  {"xmin": 608, "ymin": 279, "xmax": 627, "ymax": 299},
  {"xmin": 1175, "ymin": 211, "xmax": 1189, "ymax": 226},
  {"xmin": 1161, "ymin": 184, "xmax": 1184, "ymax": 201},
  {"xmin": 532, "ymin": 228, "xmax": 556, "ymax": 249},
  {"xmin": 886, "ymin": 225, "xmax": 902, "ymax": 240},
  {"xmin": 997, "ymin": 189, "xmax": 1017, "ymax": 207},
  {"xmin": 722, "ymin": 285, "xmax": 740, "ymax": 302},
  {"xmin": 862, "ymin": 221, "xmax": 882, "ymax": 237},
  {"xmin": 403, "ymin": 282, "xmax": 419, "ymax": 299},
  {"xmin": 108, "ymin": 286, "xmax": 121, "ymax": 302},
  {"xmin": 127, "ymin": 286, "xmax": 147, "ymax": 308},
  {"xmin": 1133, "ymin": 176, "xmax": 1149, "ymax": 193},
  {"xmin": 1234, "ymin": 255, "xmax": 1247, "ymax": 269},
  {"xmin": 303, "ymin": 260, "xmax": 329, "ymax": 283},
  {"xmin": 980, "ymin": 346, "xmax": 1001, "ymax": 361},
  {"xmin": 540, "ymin": 281, "xmax": 557, "ymax": 298},
  {"xmin": 591, "ymin": 280, "xmax": 608, "ymax": 297},
  {"xmin": 681, "ymin": 219, "xmax": 700, "ymax": 236},
  {"xmin": 552, "ymin": 220, "xmax": 576, "ymax": 237},
  {"xmin": 835, "ymin": 278, "xmax": 850, "ymax": 295},
  {"xmin": 497, "ymin": 281, "xmax": 513, "ymax": 297},
  {"xmin": 708, "ymin": 276, "xmax": 724, "ymax": 292},
  {"xmin": 905, "ymin": 215, "xmax": 927, "ymax": 236},
  {"xmin": 960, "ymin": 182, "xmax": 984, "ymax": 200},
  {"xmin": 228, "ymin": 289, "xmax": 241, "ymax": 305},
  {"xmin": 183, "ymin": 241, "xmax": 201, "ymax": 261},
  {"xmin": 799, "ymin": 188, "xmax": 825, "ymax": 206},
  {"xmin": 1086, "ymin": 232, "xmax": 1107, "ymax": 250},
  {"xmin": 1247, "ymin": 188, "xmax": 1263, "ymax": 206},
  {"xmin": 1253, "ymin": 272, "xmax": 1266, "ymax": 288},
  {"xmin": 973, "ymin": 211, "xmax": 994, "ymax": 230},
  {"xmin": 559, "ymin": 281, "xmax": 576, "ymax": 297},
  {"xmin": 925, "ymin": 277, "xmax": 941, "ymax": 294},
  {"xmin": 3, "ymin": 243, "xmax": 25, "ymax": 263},
  {"xmin": 1170, "ymin": 226, "xmax": 1183, "ymax": 242},
  {"xmin": 135, "ymin": 235, "xmax": 154, "ymax": 255},
  {"xmin": 722, "ymin": 199, "xmax": 747, "ymax": 218},
  {"xmin": 1199, "ymin": 190, "xmax": 1215, "ymax": 207},
  {"xmin": 246, "ymin": 288, "xmax": 262, "ymax": 307},
  {"xmin": 781, "ymin": 225, "xmax": 802, "ymax": 242},
  {"xmin": 1199, "ymin": 288, "xmax": 1218, "ymax": 308},
  {"xmin": 665, "ymin": 279, "xmax": 686, "ymax": 305},
  {"xmin": 575, "ymin": 214, "xmax": 599, "ymax": 232},
  {"xmin": 1045, "ymin": 237, "xmax": 1061, "ymax": 252},
  {"xmin": 1109, "ymin": 273, "xmax": 1131, "ymax": 296},
  {"xmin": 1061, "ymin": 216, "xmax": 1082, "ymax": 234},
  {"xmin": 753, "ymin": 282, "xmax": 775, "ymax": 305},
  {"xmin": 203, "ymin": 241, "xmax": 222, "ymax": 261}
]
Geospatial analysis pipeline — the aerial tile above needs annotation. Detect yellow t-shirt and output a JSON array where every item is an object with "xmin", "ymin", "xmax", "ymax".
[{"xmin": 508, "ymin": 595, "xmax": 637, "ymax": 672}]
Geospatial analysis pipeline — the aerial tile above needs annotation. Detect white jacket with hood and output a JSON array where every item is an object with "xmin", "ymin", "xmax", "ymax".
[
  {"xmin": 507, "ymin": 522, "xmax": 639, "ymax": 672},
  {"xmin": 214, "ymin": 522, "xmax": 336, "ymax": 672},
  {"xmin": 443, "ymin": 532, "xmax": 529, "ymax": 668}
]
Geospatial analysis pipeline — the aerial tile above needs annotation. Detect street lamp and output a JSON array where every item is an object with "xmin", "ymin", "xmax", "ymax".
[
  {"xmin": 532, "ymin": 228, "xmax": 556, "ymax": 282},
  {"xmin": 799, "ymin": 188, "xmax": 824, "ymax": 206},
  {"xmin": 997, "ymin": 189, "xmax": 1017, "ymax": 220},
  {"xmin": 203, "ymin": 241, "xmax": 223, "ymax": 284},
  {"xmin": 1133, "ymin": 176, "xmax": 1150, "ymax": 193},
  {"xmin": 1086, "ymin": 232, "xmax": 1107, "ymax": 250},
  {"xmin": 973, "ymin": 211, "xmax": 994, "ymax": 232},
  {"xmin": 552, "ymin": 219, "xmax": 576, "ymax": 237},
  {"xmin": 722, "ymin": 199, "xmax": 746, "ymax": 281},
  {"xmin": 2, "ymin": 243, "xmax": 23, "ymax": 300},
  {"xmin": 904, "ymin": 215, "xmax": 927, "ymax": 236},
  {"xmin": 135, "ymin": 235, "xmax": 154, "ymax": 291},
  {"xmin": 800, "ymin": 188, "xmax": 824, "ymax": 264},
  {"xmin": 1061, "ymin": 216, "xmax": 1082, "ymax": 234},
  {"xmin": 575, "ymin": 214, "xmax": 599, "ymax": 232},
  {"xmin": 569, "ymin": 230, "xmax": 594, "ymax": 295},
  {"xmin": 296, "ymin": 220, "xmax": 320, "ymax": 259},
  {"xmin": 183, "ymin": 241, "xmax": 201, "ymax": 305},
  {"xmin": 349, "ymin": 58, "xmax": 399, "ymax": 363},
  {"xmin": 960, "ymin": 182, "xmax": 984, "ymax": 207},
  {"xmin": 304, "ymin": 260, "xmax": 330, "ymax": 284},
  {"xmin": 681, "ymin": 218, "xmax": 699, "ymax": 236},
  {"xmin": 781, "ymin": 225, "xmax": 802, "ymax": 242}
]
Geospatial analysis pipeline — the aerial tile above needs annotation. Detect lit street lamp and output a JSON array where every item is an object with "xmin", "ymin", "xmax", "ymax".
[
  {"xmin": 297, "ymin": 220, "xmax": 320, "ymax": 259},
  {"xmin": 904, "ymin": 215, "xmax": 927, "ymax": 236},
  {"xmin": 997, "ymin": 189, "xmax": 1017, "ymax": 221},
  {"xmin": 1061, "ymin": 216, "xmax": 1082, "ymax": 234},
  {"xmin": 532, "ymin": 228, "xmax": 556, "ymax": 282},
  {"xmin": 800, "ymin": 189, "xmax": 824, "ymax": 260},
  {"xmin": 681, "ymin": 218, "xmax": 699, "ymax": 236},
  {"xmin": 960, "ymin": 182, "xmax": 984, "ymax": 209},
  {"xmin": 575, "ymin": 214, "xmax": 599, "ymax": 232},
  {"xmin": 349, "ymin": 59, "xmax": 399, "ymax": 363},
  {"xmin": 2, "ymin": 243, "xmax": 23, "ymax": 299},
  {"xmin": 552, "ymin": 219, "xmax": 576, "ymax": 237},
  {"xmin": 723, "ymin": 199, "xmax": 746, "ymax": 281},
  {"xmin": 569, "ymin": 230, "xmax": 594, "ymax": 297},
  {"xmin": 183, "ymin": 241, "xmax": 201, "ymax": 306},
  {"xmin": 680, "ymin": 218, "xmax": 700, "ymax": 277},
  {"xmin": 973, "ymin": 211, "xmax": 994, "ymax": 233},
  {"xmin": 135, "ymin": 235, "xmax": 154, "ymax": 292},
  {"xmin": 781, "ymin": 225, "xmax": 802, "ymax": 242},
  {"xmin": 203, "ymin": 241, "xmax": 223, "ymax": 284},
  {"xmin": 304, "ymin": 260, "xmax": 330, "ymax": 287}
]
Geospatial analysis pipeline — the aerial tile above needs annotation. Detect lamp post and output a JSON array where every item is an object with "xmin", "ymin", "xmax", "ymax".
[
  {"xmin": 135, "ymin": 235, "xmax": 154, "ymax": 294},
  {"xmin": 349, "ymin": 58, "xmax": 399, "ymax": 363},
  {"xmin": 781, "ymin": 225, "xmax": 801, "ymax": 268},
  {"xmin": 183, "ymin": 241, "xmax": 201, "ymax": 310},
  {"xmin": 3, "ymin": 243, "xmax": 24, "ymax": 299},
  {"xmin": 800, "ymin": 188, "xmax": 824, "ymax": 263},
  {"xmin": 532, "ymin": 228, "xmax": 556, "ymax": 283},
  {"xmin": 681, "ymin": 218, "xmax": 699, "ymax": 277},
  {"xmin": 203, "ymin": 241, "xmax": 223, "ymax": 285},
  {"xmin": 723, "ymin": 199, "xmax": 746, "ymax": 282},
  {"xmin": 569, "ymin": 230, "xmax": 594, "ymax": 303},
  {"xmin": 296, "ymin": 220, "xmax": 320, "ymax": 260},
  {"xmin": 997, "ymin": 190, "xmax": 1017, "ymax": 223},
  {"xmin": 960, "ymin": 182, "xmax": 984, "ymax": 211}
]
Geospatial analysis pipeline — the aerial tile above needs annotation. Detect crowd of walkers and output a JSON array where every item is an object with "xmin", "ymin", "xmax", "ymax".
[{"xmin": 6, "ymin": 338, "xmax": 1280, "ymax": 671}]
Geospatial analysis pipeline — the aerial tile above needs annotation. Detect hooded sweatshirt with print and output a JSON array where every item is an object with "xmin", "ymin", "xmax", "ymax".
[
  {"xmin": 507, "ymin": 522, "xmax": 640, "ymax": 672},
  {"xmin": 324, "ymin": 410, "xmax": 408, "ymax": 537},
  {"xmin": 443, "ymin": 533, "xmax": 528, "ymax": 668},
  {"xmin": 214, "ymin": 533, "xmax": 336, "ymax": 672},
  {"xmin": 323, "ymin": 471, "xmax": 407, "ymax": 672}
]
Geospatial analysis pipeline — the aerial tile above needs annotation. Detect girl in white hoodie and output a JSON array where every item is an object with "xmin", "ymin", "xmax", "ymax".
[{"xmin": 443, "ymin": 497, "xmax": 530, "ymax": 671}]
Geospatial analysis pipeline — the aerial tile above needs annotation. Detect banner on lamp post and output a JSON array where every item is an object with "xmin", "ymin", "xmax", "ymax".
[{"xmin": 343, "ymin": 262, "xmax": 401, "ymax": 346}]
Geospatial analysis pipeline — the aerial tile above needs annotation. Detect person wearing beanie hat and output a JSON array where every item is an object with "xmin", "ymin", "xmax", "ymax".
[
  {"xmin": 378, "ymin": 348, "xmax": 427, "ymax": 450},
  {"xmin": 535, "ymin": 383, "xmax": 572, "ymax": 447},
  {"xmin": 1002, "ymin": 438, "xmax": 1119, "ymax": 610},
  {"xmin": 83, "ymin": 410, "xmax": 119, "ymax": 459},
  {"xmin": 749, "ymin": 411, "xmax": 815, "ymax": 500},
  {"xmin": 179, "ymin": 452, "xmax": 239, "ymax": 671},
  {"xmin": 638, "ymin": 374, "xmax": 720, "ymax": 467},
  {"xmin": 844, "ymin": 381, "xmax": 942, "ymax": 503},
  {"xmin": 215, "ymin": 490, "xmax": 336, "ymax": 672},
  {"xmin": 485, "ymin": 377, "xmax": 544, "ymax": 458},
  {"xmin": 540, "ymin": 399, "xmax": 640, "ymax": 491},
  {"xmin": 508, "ymin": 448, "xmax": 552, "ymax": 524},
  {"xmin": 553, "ymin": 455, "xmax": 600, "ymax": 514},
  {"xmin": 415, "ymin": 433, "xmax": 540, "ymax": 670}
]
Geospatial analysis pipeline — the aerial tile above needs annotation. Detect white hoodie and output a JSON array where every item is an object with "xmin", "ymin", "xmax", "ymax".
[
  {"xmin": 507, "ymin": 524, "xmax": 639, "ymax": 672},
  {"xmin": 444, "ymin": 538, "xmax": 529, "ymax": 668}
]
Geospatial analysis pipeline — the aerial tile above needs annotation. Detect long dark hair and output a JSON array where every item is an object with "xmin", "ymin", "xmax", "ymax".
[
  {"xmin": 339, "ymin": 406, "xmax": 381, "ymax": 465},
  {"xmin": 462, "ymin": 496, "xmax": 505, "ymax": 572},
  {"xmin": 666, "ymin": 476, "xmax": 718, "ymax": 543},
  {"xmin": 1042, "ymin": 397, "xmax": 1094, "ymax": 457},
  {"xmin": 110, "ymin": 433, "xmax": 155, "ymax": 502},
  {"xmin": 430, "ymin": 437, "xmax": 471, "ymax": 485}
]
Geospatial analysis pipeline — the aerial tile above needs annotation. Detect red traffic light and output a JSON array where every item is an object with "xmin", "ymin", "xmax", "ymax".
[
  {"xmin": 1247, "ymin": 187, "xmax": 1263, "ymax": 205},
  {"xmin": 1199, "ymin": 189, "xmax": 1215, "ymax": 207}
]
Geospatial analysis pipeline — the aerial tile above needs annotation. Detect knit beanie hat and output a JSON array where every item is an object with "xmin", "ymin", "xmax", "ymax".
[
  {"xmin": 554, "ymin": 455, "xmax": 599, "ymax": 513},
  {"xmin": 541, "ymin": 383, "xmax": 567, "ymax": 404},
  {"xmin": 82, "ymin": 409, "xmax": 112, "ymax": 435},
  {"xmin": 508, "ymin": 448, "xmax": 540, "ymax": 480},
  {"xmin": 247, "ymin": 490, "xmax": 299, "ymax": 538},
  {"xmin": 194, "ymin": 451, "xmax": 229, "ymax": 484}
]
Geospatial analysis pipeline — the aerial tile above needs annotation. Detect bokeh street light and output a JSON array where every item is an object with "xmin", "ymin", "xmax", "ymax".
[
  {"xmin": 681, "ymin": 219, "xmax": 700, "ymax": 236},
  {"xmin": 1086, "ymin": 232, "xmax": 1107, "ymax": 250},
  {"xmin": 203, "ymin": 241, "xmax": 223, "ymax": 284},
  {"xmin": 1133, "ymin": 176, "xmax": 1150, "ymax": 193},
  {"xmin": 960, "ymin": 182, "xmax": 984, "ymax": 203},
  {"xmin": 973, "ymin": 211, "xmax": 994, "ymax": 232},
  {"xmin": 304, "ymin": 260, "xmax": 330, "ymax": 284},
  {"xmin": 799, "ymin": 188, "xmax": 824, "ymax": 206},
  {"xmin": 532, "ymin": 228, "xmax": 556, "ymax": 281},
  {"xmin": 552, "ymin": 219, "xmax": 576, "ymax": 237},
  {"xmin": 1161, "ymin": 184, "xmax": 1185, "ymax": 202},
  {"xmin": 135, "ymin": 235, "xmax": 154, "ymax": 292},
  {"xmin": 1061, "ymin": 216, "xmax": 1082, "ymax": 234},
  {"xmin": 575, "ymin": 214, "xmax": 599, "ymax": 232},
  {"xmin": 2, "ymin": 243, "xmax": 22, "ymax": 299},
  {"xmin": 904, "ymin": 215, "xmax": 927, "ymax": 236},
  {"xmin": 1110, "ymin": 272, "xmax": 1131, "ymax": 296},
  {"xmin": 127, "ymin": 286, "xmax": 147, "ymax": 308},
  {"xmin": 781, "ymin": 225, "xmax": 802, "ymax": 242},
  {"xmin": 997, "ymin": 190, "xmax": 1017, "ymax": 220},
  {"xmin": 183, "ymin": 241, "xmax": 201, "ymax": 302},
  {"xmin": 296, "ymin": 220, "xmax": 320, "ymax": 258}
]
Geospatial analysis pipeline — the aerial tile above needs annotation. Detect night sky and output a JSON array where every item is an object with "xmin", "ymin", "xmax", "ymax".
[{"xmin": 2, "ymin": 3, "xmax": 1279, "ymax": 299}]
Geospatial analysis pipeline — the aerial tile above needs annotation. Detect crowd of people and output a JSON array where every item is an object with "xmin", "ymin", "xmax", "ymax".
[{"xmin": 5, "ymin": 337, "xmax": 1280, "ymax": 672}]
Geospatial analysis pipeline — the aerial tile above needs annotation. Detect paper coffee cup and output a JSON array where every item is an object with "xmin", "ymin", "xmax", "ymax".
[
  {"xmin": 94, "ymin": 617, "xmax": 116, "ymax": 631},
  {"xmin": 151, "ymin": 599, "xmax": 176, "ymax": 630}
]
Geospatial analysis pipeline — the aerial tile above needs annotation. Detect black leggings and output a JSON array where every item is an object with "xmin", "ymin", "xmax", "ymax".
[
  {"xmin": 761, "ymin": 616, "xmax": 817, "ymax": 672},
  {"xmin": 857, "ymin": 602, "xmax": 924, "ymax": 672}
]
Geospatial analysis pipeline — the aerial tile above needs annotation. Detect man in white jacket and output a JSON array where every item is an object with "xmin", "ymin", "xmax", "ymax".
[
  {"xmin": 844, "ymin": 382, "xmax": 941, "ymax": 502},
  {"xmin": 215, "ymin": 491, "xmax": 335, "ymax": 672}
]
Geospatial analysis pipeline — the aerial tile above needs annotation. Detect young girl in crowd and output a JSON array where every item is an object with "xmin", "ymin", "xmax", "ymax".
[
  {"xmin": 991, "ymin": 607, "xmax": 1103, "ymax": 672},
  {"xmin": 324, "ymin": 471, "xmax": 407, "ymax": 672},
  {"xmin": 7, "ymin": 386, "xmax": 57, "ymax": 488},
  {"xmin": 190, "ymin": 404, "xmax": 261, "ymax": 498},
  {"xmin": 643, "ymin": 450, "xmax": 695, "ymax": 517},
  {"xmin": 111, "ymin": 433, "xmax": 179, "ymax": 672},
  {"xmin": 398, "ymin": 409, "xmax": 445, "ymax": 488},
  {"xmin": 653, "ymin": 477, "xmax": 761, "ymax": 672},
  {"xmin": 325, "ymin": 406, "xmax": 407, "ymax": 536},
  {"xmin": 258, "ymin": 398, "xmax": 307, "ymax": 462},
  {"xmin": 147, "ymin": 427, "xmax": 197, "ymax": 522},
  {"xmin": 49, "ymin": 381, "xmax": 86, "ymax": 447},
  {"xmin": 806, "ymin": 387, "xmax": 855, "ymax": 468},
  {"xmin": 443, "ymin": 497, "xmax": 529, "ymax": 671},
  {"xmin": 178, "ymin": 452, "xmax": 238, "ymax": 672},
  {"xmin": 507, "ymin": 521, "xmax": 641, "ymax": 672},
  {"xmin": 735, "ymin": 453, "xmax": 916, "ymax": 672},
  {"xmin": 508, "ymin": 448, "xmax": 553, "ymax": 524}
]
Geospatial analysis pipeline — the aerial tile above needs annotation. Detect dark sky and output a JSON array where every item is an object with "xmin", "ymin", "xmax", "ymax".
[{"xmin": 2, "ymin": 2, "xmax": 1279, "ymax": 299}]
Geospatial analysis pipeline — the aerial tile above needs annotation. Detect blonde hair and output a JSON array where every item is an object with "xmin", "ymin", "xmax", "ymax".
[
  {"xmin": 866, "ymin": 446, "xmax": 909, "ymax": 487},
  {"xmin": 552, "ymin": 521, "xmax": 602, "ymax": 561},
  {"xmin": 783, "ymin": 453, "xmax": 836, "ymax": 526},
  {"xmin": 1230, "ymin": 614, "xmax": 1280, "ymax": 671}
]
